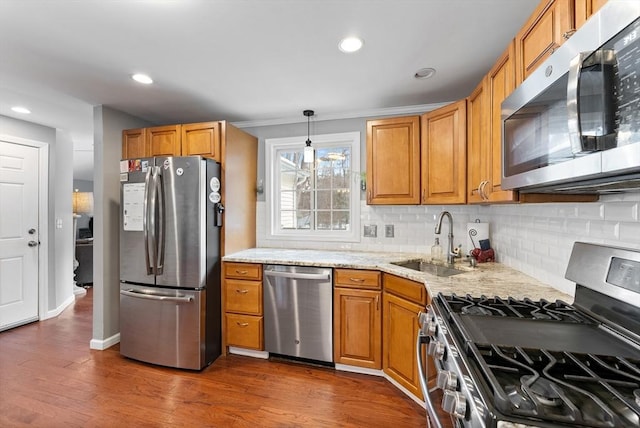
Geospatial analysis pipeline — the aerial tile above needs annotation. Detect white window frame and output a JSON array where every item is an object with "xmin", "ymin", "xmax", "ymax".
[{"xmin": 265, "ymin": 131, "xmax": 361, "ymax": 242}]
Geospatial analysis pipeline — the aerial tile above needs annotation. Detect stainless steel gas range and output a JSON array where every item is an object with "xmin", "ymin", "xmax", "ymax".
[{"xmin": 418, "ymin": 242, "xmax": 640, "ymax": 428}]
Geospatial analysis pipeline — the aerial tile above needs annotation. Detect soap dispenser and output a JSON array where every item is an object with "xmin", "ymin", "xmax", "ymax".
[{"xmin": 431, "ymin": 237, "xmax": 443, "ymax": 262}]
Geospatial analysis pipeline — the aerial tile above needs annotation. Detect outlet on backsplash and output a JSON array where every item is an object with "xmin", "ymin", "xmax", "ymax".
[
  {"xmin": 363, "ymin": 224, "xmax": 377, "ymax": 238},
  {"xmin": 385, "ymin": 224, "xmax": 394, "ymax": 238}
]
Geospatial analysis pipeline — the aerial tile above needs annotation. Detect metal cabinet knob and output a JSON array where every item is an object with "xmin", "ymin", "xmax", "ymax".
[
  {"xmin": 442, "ymin": 390, "xmax": 467, "ymax": 419},
  {"xmin": 28, "ymin": 241, "xmax": 39, "ymax": 247}
]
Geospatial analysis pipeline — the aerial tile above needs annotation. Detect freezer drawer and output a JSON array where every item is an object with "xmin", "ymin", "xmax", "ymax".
[{"xmin": 119, "ymin": 283, "xmax": 205, "ymax": 370}]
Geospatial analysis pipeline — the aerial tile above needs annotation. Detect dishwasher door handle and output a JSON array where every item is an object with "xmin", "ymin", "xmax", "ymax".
[{"xmin": 264, "ymin": 270, "xmax": 331, "ymax": 281}]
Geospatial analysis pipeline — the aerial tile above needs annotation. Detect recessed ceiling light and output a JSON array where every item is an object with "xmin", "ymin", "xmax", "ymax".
[
  {"xmin": 11, "ymin": 106, "xmax": 31, "ymax": 114},
  {"xmin": 338, "ymin": 36, "xmax": 364, "ymax": 53},
  {"xmin": 132, "ymin": 73, "xmax": 153, "ymax": 84},
  {"xmin": 414, "ymin": 68, "xmax": 436, "ymax": 79}
]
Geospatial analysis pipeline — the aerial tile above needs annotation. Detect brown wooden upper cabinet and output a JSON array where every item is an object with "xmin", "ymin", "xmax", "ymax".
[
  {"xmin": 366, "ymin": 116, "xmax": 421, "ymax": 205},
  {"xmin": 515, "ymin": 0, "xmax": 575, "ymax": 84},
  {"xmin": 181, "ymin": 122, "xmax": 221, "ymax": 161},
  {"xmin": 575, "ymin": 0, "xmax": 607, "ymax": 30},
  {"xmin": 421, "ymin": 100, "xmax": 467, "ymax": 204},
  {"xmin": 147, "ymin": 125, "xmax": 181, "ymax": 157},
  {"xmin": 122, "ymin": 122, "xmax": 221, "ymax": 160},
  {"xmin": 466, "ymin": 78, "xmax": 489, "ymax": 204},
  {"xmin": 122, "ymin": 128, "xmax": 147, "ymax": 160}
]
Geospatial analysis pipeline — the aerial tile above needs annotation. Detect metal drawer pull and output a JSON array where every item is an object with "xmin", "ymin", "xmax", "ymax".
[
  {"xmin": 349, "ymin": 277, "xmax": 365, "ymax": 282},
  {"xmin": 235, "ymin": 270, "xmax": 248, "ymax": 275},
  {"xmin": 236, "ymin": 322, "xmax": 249, "ymax": 327},
  {"xmin": 235, "ymin": 289, "xmax": 249, "ymax": 294},
  {"xmin": 120, "ymin": 289, "xmax": 193, "ymax": 303}
]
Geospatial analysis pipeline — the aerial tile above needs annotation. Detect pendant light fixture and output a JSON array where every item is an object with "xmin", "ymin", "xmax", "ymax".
[{"xmin": 303, "ymin": 109, "xmax": 314, "ymax": 163}]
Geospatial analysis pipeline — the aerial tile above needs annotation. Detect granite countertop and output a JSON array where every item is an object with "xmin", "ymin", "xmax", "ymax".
[{"xmin": 223, "ymin": 248, "xmax": 573, "ymax": 303}]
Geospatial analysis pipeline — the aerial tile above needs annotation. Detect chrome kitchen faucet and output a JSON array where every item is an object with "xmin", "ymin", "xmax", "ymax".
[{"xmin": 434, "ymin": 211, "xmax": 459, "ymax": 265}]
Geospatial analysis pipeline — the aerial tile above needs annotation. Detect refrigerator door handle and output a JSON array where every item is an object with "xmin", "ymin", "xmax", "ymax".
[
  {"xmin": 120, "ymin": 289, "xmax": 193, "ymax": 303},
  {"xmin": 149, "ymin": 166, "xmax": 159, "ymax": 275},
  {"xmin": 155, "ymin": 169, "xmax": 165, "ymax": 275},
  {"xmin": 143, "ymin": 167, "xmax": 153, "ymax": 275}
]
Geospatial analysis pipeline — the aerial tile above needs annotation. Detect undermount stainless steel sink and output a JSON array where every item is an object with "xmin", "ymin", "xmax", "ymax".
[{"xmin": 392, "ymin": 260, "xmax": 464, "ymax": 277}]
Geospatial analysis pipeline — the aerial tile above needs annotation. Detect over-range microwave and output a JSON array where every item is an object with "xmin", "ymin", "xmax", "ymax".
[{"xmin": 502, "ymin": 1, "xmax": 640, "ymax": 194}]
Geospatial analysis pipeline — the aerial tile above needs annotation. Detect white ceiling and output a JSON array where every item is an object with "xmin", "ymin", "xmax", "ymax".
[{"xmin": 0, "ymin": 0, "xmax": 539, "ymax": 181}]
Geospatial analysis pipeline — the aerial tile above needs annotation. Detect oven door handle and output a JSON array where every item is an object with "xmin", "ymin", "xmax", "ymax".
[{"xmin": 417, "ymin": 331, "xmax": 443, "ymax": 428}]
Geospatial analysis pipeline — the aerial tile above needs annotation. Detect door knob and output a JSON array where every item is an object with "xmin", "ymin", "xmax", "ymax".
[
  {"xmin": 28, "ymin": 228, "xmax": 36, "ymax": 234},
  {"xmin": 28, "ymin": 241, "xmax": 39, "ymax": 247}
]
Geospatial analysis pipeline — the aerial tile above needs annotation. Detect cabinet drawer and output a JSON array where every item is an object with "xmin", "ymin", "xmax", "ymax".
[
  {"xmin": 383, "ymin": 273, "xmax": 428, "ymax": 306},
  {"xmin": 225, "ymin": 313, "xmax": 263, "ymax": 350},
  {"xmin": 224, "ymin": 279, "xmax": 262, "ymax": 315},
  {"xmin": 334, "ymin": 269, "xmax": 381, "ymax": 289},
  {"xmin": 224, "ymin": 262, "xmax": 262, "ymax": 281}
]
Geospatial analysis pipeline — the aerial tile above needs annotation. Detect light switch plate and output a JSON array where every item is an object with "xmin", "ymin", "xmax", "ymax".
[
  {"xmin": 363, "ymin": 224, "xmax": 377, "ymax": 238},
  {"xmin": 385, "ymin": 224, "xmax": 394, "ymax": 238}
]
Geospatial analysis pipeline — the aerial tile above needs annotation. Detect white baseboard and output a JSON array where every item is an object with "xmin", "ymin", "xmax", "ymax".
[
  {"xmin": 42, "ymin": 294, "xmax": 75, "ymax": 321},
  {"xmin": 90, "ymin": 333, "xmax": 120, "ymax": 350},
  {"xmin": 335, "ymin": 363, "xmax": 383, "ymax": 377},
  {"xmin": 228, "ymin": 347, "xmax": 269, "ymax": 359}
]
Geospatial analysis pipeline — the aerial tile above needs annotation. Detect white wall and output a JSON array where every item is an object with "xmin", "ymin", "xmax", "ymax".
[{"xmin": 91, "ymin": 106, "xmax": 152, "ymax": 348}]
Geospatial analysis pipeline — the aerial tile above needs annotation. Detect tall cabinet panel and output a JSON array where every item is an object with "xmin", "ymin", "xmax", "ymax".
[
  {"xmin": 421, "ymin": 100, "xmax": 467, "ymax": 204},
  {"xmin": 467, "ymin": 78, "xmax": 490, "ymax": 203},
  {"xmin": 366, "ymin": 116, "xmax": 421, "ymax": 205}
]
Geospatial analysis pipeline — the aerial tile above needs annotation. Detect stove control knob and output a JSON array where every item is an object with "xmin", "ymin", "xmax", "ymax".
[
  {"xmin": 427, "ymin": 340, "xmax": 445, "ymax": 360},
  {"xmin": 426, "ymin": 319, "xmax": 438, "ymax": 336},
  {"xmin": 442, "ymin": 390, "xmax": 466, "ymax": 420},
  {"xmin": 436, "ymin": 370, "xmax": 458, "ymax": 391}
]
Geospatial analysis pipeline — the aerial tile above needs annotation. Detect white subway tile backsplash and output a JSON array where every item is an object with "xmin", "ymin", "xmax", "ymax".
[
  {"xmin": 255, "ymin": 195, "xmax": 640, "ymax": 296},
  {"xmin": 604, "ymin": 202, "xmax": 638, "ymax": 223}
]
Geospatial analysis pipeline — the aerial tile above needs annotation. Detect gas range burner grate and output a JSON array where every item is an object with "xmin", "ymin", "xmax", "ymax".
[
  {"xmin": 441, "ymin": 293, "xmax": 595, "ymax": 323},
  {"xmin": 473, "ymin": 344, "xmax": 640, "ymax": 427}
]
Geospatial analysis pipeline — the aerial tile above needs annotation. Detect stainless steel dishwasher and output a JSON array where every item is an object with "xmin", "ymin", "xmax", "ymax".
[{"xmin": 263, "ymin": 265, "xmax": 333, "ymax": 363}]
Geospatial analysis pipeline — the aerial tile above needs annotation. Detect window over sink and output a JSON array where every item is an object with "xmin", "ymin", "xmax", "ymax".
[{"xmin": 265, "ymin": 132, "xmax": 360, "ymax": 242}]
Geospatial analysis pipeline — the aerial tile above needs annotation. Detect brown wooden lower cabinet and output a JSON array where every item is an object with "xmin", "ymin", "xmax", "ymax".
[
  {"xmin": 333, "ymin": 288, "xmax": 382, "ymax": 369},
  {"xmin": 383, "ymin": 291, "xmax": 429, "ymax": 400},
  {"xmin": 223, "ymin": 262, "xmax": 264, "ymax": 351}
]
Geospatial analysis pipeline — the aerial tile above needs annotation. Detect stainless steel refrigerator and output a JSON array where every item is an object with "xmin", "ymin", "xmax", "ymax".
[{"xmin": 119, "ymin": 156, "xmax": 224, "ymax": 370}]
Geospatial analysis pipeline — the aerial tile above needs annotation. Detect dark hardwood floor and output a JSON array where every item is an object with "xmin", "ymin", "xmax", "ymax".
[{"xmin": 0, "ymin": 288, "xmax": 426, "ymax": 427}]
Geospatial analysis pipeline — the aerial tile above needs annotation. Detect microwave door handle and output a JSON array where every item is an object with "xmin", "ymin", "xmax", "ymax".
[
  {"xmin": 567, "ymin": 51, "xmax": 591, "ymax": 154},
  {"xmin": 143, "ymin": 167, "xmax": 153, "ymax": 275}
]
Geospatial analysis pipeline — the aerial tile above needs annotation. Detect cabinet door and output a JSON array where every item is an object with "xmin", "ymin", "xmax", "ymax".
[
  {"xmin": 366, "ymin": 116, "xmax": 421, "ymax": 205},
  {"xmin": 487, "ymin": 42, "xmax": 519, "ymax": 203},
  {"xmin": 147, "ymin": 125, "xmax": 182, "ymax": 157},
  {"xmin": 383, "ymin": 292, "xmax": 429, "ymax": 399},
  {"xmin": 334, "ymin": 288, "xmax": 381, "ymax": 369},
  {"xmin": 122, "ymin": 128, "xmax": 147, "ymax": 159},
  {"xmin": 421, "ymin": 100, "xmax": 466, "ymax": 204},
  {"xmin": 181, "ymin": 122, "xmax": 221, "ymax": 161},
  {"xmin": 575, "ymin": 0, "xmax": 607, "ymax": 30},
  {"xmin": 515, "ymin": 0, "xmax": 574, "ymax": 84},
  {"xmin": 466, "ymin": 78, "xmax": 489, "ymax": 204}
]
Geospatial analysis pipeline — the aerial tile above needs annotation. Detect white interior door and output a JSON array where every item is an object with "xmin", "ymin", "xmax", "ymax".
[{"xmin": 0, "ymin": 141, "xmax": 40, "ymax": 331}]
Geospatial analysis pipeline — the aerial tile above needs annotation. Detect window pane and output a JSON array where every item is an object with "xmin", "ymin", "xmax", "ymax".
[
  {"xmin": 297, "ymin": 211, "xmax": 311, "ymax": 229},
  {"xmin": 316, "ymin": 190, "xmax": 331, "ymax": 210},
  {"xmin": 297, "ymin": 190, "xmax": 311, "ymax": 210},
  {"xmin": 333, "ymin": 189, "xmax": 350, "ymax": 209},
  {"xmin": 316, "ymin": 211, "xmax": 331, "ymax": 230},
  {"xmin": 332, "ymin": 211, "xmax": 350, "ymax": 230},
  {"xmin": 281, "ymin": 211, "xmax": 295, "ymax": 229}
]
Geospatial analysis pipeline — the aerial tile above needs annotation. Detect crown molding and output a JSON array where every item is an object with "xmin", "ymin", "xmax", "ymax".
[{"xmin": 230, "ymin": 102, "xmax": 451, "ymax": 129}]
